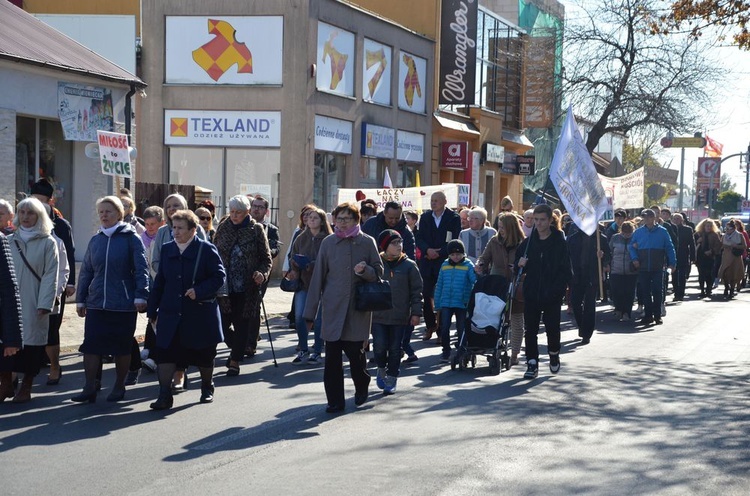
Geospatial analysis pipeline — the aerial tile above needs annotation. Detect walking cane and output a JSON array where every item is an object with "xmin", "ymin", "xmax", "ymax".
[{"xmin": 259, "ymin": 289, "xmax": 278, "ymax": 367}]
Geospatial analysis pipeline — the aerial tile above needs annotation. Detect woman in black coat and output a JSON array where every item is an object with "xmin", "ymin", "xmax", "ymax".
[
  {"xmin": 0, "ymin": 233, "xmax": 23, "ymax": 401},
  {"xmin": 147, "ymin": 210, "xmax": 226, "ymax": 410}
]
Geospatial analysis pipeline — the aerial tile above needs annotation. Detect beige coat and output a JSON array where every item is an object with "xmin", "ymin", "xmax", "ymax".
[
  {"xmin": 7, "ymin": 231, "xmax": 59, "ymax": 346},
  {"xmin": 719, "ymin": 230, "xmax": 746, "ymax": 286},
  {"xmin": 303, "ymin": 232, "xmax": 383, "ymax": 342},
  {"xmin": 477, "ymin": 235, "xmax": 523, "ymax": 313}
]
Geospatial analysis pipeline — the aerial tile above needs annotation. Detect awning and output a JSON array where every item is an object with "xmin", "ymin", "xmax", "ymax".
[
  {"xmin": 502, "ymin": 129, "xmax": 534, "ymax": 149},
  {"xmin": 434, "ymin": 114, "xmax": 480, "ymax": 136}
]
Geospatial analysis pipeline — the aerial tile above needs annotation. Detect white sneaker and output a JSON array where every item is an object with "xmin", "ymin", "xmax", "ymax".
[
  {"xmin": 661, "ymin": 303, "xmax": 667, "ymax": 317},
  {"xmin": 307, "ymin": 352, "xmax": 321, "ymax": 364}
]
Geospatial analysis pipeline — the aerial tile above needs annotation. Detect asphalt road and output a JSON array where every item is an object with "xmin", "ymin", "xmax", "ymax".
[{"xmin": 1, "ymin": 275, "xmax": 748, "ymax": 495}]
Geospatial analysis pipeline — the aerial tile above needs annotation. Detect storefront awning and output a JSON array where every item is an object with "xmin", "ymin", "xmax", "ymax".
[
  {"xmin": 501, "ymin": 129, "xmax": 534, "ymax": 149},
  {"xmin": 434, "ymin": 114, "xmax": 480, "ymax": 136}
]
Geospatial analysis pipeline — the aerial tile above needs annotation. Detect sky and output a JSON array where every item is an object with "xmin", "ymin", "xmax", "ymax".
[{"xmin": 559, "ymin": 0, "xmax": 750, "ymax": 198}]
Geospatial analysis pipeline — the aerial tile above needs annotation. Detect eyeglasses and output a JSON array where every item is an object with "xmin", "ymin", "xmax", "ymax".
[
  {"xmin": 251, "ymin": 204, "xmax": 267, "ymax": 210},
  {"xmin": 199, "ymin": 216, "xmax": 211, "ymax": 221},
  {"xmin": 335, "ymin": 216, "xmax": 354, "ymax": 223}
]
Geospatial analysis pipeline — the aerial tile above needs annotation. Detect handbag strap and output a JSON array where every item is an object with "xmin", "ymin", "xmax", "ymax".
[
  {"xmin": 14, "ymin": 239, "xmax": 41, "ymax": 282},
  {"xmin": 192, "ymin": 241, "xmax": 204, "ymax": 287}
]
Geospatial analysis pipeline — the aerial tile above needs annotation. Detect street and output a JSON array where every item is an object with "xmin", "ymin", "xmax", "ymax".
[{"xmin": 1, "ymin": 275, "xmax": 749, "ymax": 495}]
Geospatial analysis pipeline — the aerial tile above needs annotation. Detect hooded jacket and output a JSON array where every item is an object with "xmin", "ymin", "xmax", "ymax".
[{"xmin": 362, "ymin": 212, "xmax": 416, "ymax": 260}]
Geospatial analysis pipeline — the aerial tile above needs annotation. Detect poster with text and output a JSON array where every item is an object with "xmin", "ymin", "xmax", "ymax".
[
  {"xmin": 97, "ymin": 131, "xmax": 131, "ymax": 178},
  {"xmin": 317, "ymin": 22, "xmax": 355, "ymax": 97},
  {"xmin": 58, "ymin": 82, "xmax": 113, "ymax": 142}
]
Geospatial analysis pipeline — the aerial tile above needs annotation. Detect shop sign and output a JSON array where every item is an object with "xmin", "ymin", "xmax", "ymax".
[
  {"xmin": 165, "ymin": 16, "xmax": 283, "ymax": 84},
  {"xmin": 165, "ymin": 110, "xmax": 281, "ymax": 147},
  {"xmin": 441, "ymin": 141, "xmax": 469, "ymax": 170},
  {"xmin": 501, "ymin": 152, "xmax": 517, "ymax": 174},
  {"xmin": 97, "ymin": 130, "xmax": 131, "ymax": 178},
  {"xmin": 516, "ymin": 156, "xmax": 536, "ymax": 175},
  {"xmin": 397, "ymin": 130, "xmax": 425, "ymax": 163},
  {"xmin": 58, "ymin": 82, "xmax": 114, "ymax": 142},
  {"xmin": 314, "ymin": 115, "xmax": 353, "ymax": 154},
  {"xmin": 438, "ymin": 0, "xmax": 478, "ymax": 105},
  {"xmin": 484, "ymin": 143, "xmax": 504, "ymax": 164},
  {"xmin": 361, "ymin": 123, "xmax": 395, "ymax": 158}
]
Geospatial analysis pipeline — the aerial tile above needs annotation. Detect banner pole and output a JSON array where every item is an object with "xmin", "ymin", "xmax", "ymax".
[{"xmin": 596, "ymin": 228, "xmax": 604, "ymax": 298}]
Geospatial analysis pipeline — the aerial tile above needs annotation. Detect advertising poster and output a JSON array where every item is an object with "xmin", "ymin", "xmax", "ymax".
[
  {"xmin": 58, "ymin": 82, "xmax": 113, "ymax": 142},
  {"xmin": 362, "ymin": 38, "xmax": 392, "ymax": 105},
  {"xmin": 164, "ymin": 110, "xmax": 281, "ymax": 147},
  {"xmin": 317, "ymin": 21, "xmax": 355, "ymax": 97},
  {"xmin": 398, "ymin": 50, "xmax": 427, "ymax": 113},
  {"xmin": 166, "ymin": 16, "xmax": 283, "ymax": 84}
]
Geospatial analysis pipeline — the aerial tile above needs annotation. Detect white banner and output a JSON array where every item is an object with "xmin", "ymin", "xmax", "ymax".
[
  {"xmin": 598, "ymin": 168, "xmax": 644, "ymax": 211},
  {"xmin": 97, "ymin": 131, "xmax": 131, "ymax": 178},
  {"xmin": 550, "ymin": 106, "xmax": 609, "ymax": 235},
  {"xmin": 58, "ymin": 82, "xmax": 113, "ymax": 142},
  {"xmin": 165, "ymin": 16, "xmax": 283, "ymax": 84},
  {"xmin": 164, "ymin": 110, "xmax": 281, "ymax": 147},
  {"xmin": 338, "ymin": 184, "xmax": 459, "ymax": 211}
]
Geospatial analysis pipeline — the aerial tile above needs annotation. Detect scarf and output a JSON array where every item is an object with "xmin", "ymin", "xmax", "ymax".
[
  {"xmin": 101, "ymin": 222, "xmax": 125, "ymax": 237},
  {"xmin": 335, "ymin": 224, "xmax": 360, "ymax": 239},
  {"xmin": 16, "ymin": 226, "xmax": 38, "ymax": 243},
  {"xmin": 141, "ymin": 231, "xmax": 156, "ymax": 249}
]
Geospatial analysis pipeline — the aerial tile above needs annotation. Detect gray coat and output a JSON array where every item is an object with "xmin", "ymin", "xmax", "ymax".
[{"xmin": 303, "ymin": 232, "xmax": 383, "ymax": 342}]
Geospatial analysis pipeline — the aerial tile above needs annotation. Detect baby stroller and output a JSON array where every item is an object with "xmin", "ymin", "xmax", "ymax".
[{"xmin": 451, "ymin": 274, "xmax": 511, "ymax": 375}]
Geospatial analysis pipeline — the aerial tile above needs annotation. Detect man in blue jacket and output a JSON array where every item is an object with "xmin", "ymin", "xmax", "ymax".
[{"xmin": 628, "ymin": 209, "xmax": 676, "ymax": 326}]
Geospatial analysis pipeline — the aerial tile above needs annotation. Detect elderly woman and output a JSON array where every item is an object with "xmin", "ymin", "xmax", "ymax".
[
  {"xmin": 609, "ymin": 221, "xmax": 638, "ymax": 321},
  {"xmin": 304, "ymin": 202, "xmax": 384, "ymax": 413},
  {"xmin": 151, "ymin": 193, "xmax": 206, "ymax": 391},
  {"xmin": 287, "ymin": 207, "xmax": 331, "ymax": 364},
  {"xmin": 0, "ymin": 232, "xmax": 23, "ymax": 401},
  {"xmin": 0, "ymin": 199, "xmax": 15, "ymax": 235},
  {"xmin": 72, "ymin": 196, "xmax": 149, "ymax": 403},
  {"xmin": 476, "ymin": 212, "xmax": 525, "ymax": 365},
  {"xmin": 718, "ymin": 219, "xmax": 746, "ymax": 299},
  {"xmin": 5, "ymin": 198, "xmax": 58, "ymax": 403},
  {"xmin": 148, "ymin": 210, "xmax": 226, "ymax": 410},
  {"xmin": 195, "ymin": 207, "xmax": 215, "ymax": 243},
  {"xmin": 213, "ymin": 194, "xmax": 272, "ymax": 377},
  {"xmin": 459, "ymin": 207, "xmax": 497, "ymax": 264}
]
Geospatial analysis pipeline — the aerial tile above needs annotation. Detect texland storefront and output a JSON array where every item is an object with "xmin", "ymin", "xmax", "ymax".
[{"xmin": 140, "ymin": 0, "xmax": 433, "ymax": 249}]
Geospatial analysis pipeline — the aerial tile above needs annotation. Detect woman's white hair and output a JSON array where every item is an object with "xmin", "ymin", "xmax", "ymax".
[
  {"xmin": 13, "ymin": 197, "xmax": 54, "ymax": 235},
  {"xmin": 0, "ymin": 199, "xmax": 14, "ymax": 215},
  {"xmin": 228, "ymin": 195, "xmax": 251, "ymax": 212},
  {"xmin": 163, "ymin": 193, "xmax": 188, "ymax": 211}
]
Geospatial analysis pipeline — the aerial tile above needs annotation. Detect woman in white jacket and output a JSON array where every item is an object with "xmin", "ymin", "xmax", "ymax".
[{"xmin": 6, "ymin": 197, "xmax": 59, "ymax": 403}]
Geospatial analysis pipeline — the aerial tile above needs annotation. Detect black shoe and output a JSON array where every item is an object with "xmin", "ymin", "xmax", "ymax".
[
  {"xmin": 106, "ymin": 386, "xmax": 126, "ymax": 402},
  {"xmin": 354, "ymin": 391, "xmax": 368, "ymax": 406},
  {"xmin": 580, "ymin": 337, "xmax": 590, "ymax": 345},
  {"xmin": 124, "ymin": 369, "xmax": 140, "ymax": 386},
  {"xmin": 200, "ymin": 383, "xmax": 215, "ymax": 404},
  {"xmin": 524, "ymin": 360, "xmax": 538, "ymax": 379},
  {"xmin": 640, "ymin": 317, "xmax": 654, "ymax": 326},
  {"xmin": 71, "ymin": 390, "xmax": 97, "ymax": 404},
  {"xmin": 325, "ymin": 404, "xmax": 345, "ymax": 413},
  {"xmin": 46, "ymin": 366, "xmax": 63, "ymax": 386},
  {"xmin": 150, "ymin": 394, "xmax": 173, "ymax": 410},
  {"xmin": 549, "ymin": 353, "xmax": 560, "ymax": 374}
]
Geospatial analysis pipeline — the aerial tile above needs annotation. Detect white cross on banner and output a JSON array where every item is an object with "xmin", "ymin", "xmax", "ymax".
[{"xmin": 549, "ymin": 106, "xmax": 609, "ymax": 235}]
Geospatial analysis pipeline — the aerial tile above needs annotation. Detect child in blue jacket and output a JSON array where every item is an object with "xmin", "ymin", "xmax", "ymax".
[{"xmin": 434, "ymin": 239, "xmax": 476, "ymax": 362}]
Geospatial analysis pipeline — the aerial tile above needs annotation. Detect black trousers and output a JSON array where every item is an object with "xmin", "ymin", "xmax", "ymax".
[
  {"xmin": 323, "ymin": 339, "xmax": 370, "ymax": 408},
  {"xmin": 420, "ymin": 260, "xmax": 440, "ymax": 329},
  {"xmin": 610, "ymin": 274, "xmax": 637, "ymax": 316},
  {"xmin": 222, "ymin": 293, "xmax": 251, "ymax": 362},
  {"xmin": 672, "ymin": 264, "xmax": 690, "ymax": 299},
  {"xmin": 245, "ymin": 281, "xmax": 268, "ymax": 352},
  {"xmin": 570, "ymin": 282, "xmax": 597, "ymax": 340},
  {"xmin": 523, "ymin": 299, "xmax": 562, "ymax": 360}
]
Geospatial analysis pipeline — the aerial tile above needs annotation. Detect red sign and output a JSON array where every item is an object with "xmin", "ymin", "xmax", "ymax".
[
  {"xmin": 696, "ymin": 157, "xmax": 721, "ymax": 190},
  {"xmin": 441, "ymin": 141, "xmax": 469, "ymax": 170}
]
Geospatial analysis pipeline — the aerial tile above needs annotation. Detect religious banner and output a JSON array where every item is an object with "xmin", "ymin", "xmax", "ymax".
[
  {"xmin": 550, "ymin": 106, "xmax": 609, "ymax": 235},
  {"xmin": 58, "ymin": 82, "xmax": 113, "ymax": 142},
  {"xmin": 598, "ymin": 168, "xmax": 645, "ymax": 211},
  {"xmin": 338, "ymin": 184, "xmax": 460, "ymax": 210}
]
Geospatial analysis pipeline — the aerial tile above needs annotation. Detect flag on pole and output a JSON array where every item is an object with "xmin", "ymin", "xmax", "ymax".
[
  {"xmin": 549, "ymin": 106, "xmax": 609, "ymax": 235},
  {"xmin": 383, "ymin": 168, "xmax": 393, "ymax": 188},
  {"xmin": 704, "ymin": 135, "xmax": 723, "ymax": 158},
  {"xmin": 415, "ymin": 169, "xmax": 422, "ymax": 214}
]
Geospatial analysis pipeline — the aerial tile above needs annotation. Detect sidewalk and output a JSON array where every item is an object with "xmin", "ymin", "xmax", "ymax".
[{"xmin": 59, "ymin": 279, "xmax": 294, "ymax": 351}]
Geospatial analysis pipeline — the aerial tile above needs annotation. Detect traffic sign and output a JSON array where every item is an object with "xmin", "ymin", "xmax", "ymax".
[{"xmin": 660, "ymin": 136, "xmax": 707, "ymax": 148}]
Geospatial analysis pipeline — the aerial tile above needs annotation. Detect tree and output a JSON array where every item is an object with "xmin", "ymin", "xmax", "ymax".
[
  {"xmin": 563, "ymin": 0, "xmax": 721, "ymax": 153},
  {"xmin": 714, "ymin": 189, "xmax": 742, "ymax": 214},
  {"xmin": 622, "ymin": 140, "xmax": 663, "ymax": 173},
  {"xmin": 720, "ymin": 172, "xmax": 737, "ymax": 193},
  {"xmin": 657, "ymin": 1, "xmax": 750, "ymax": 50}
]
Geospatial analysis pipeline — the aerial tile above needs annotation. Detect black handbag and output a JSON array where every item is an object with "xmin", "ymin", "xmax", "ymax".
[
  {"xmin": 280, "ymin": 276, "xmax": 300, "ymax": 293},
  {"xmin": 731, "ymin": 247, "xmax": 744, "ymax": 257},
  {"xmin": 355, "ymin": 279, "xmax": 393, "ymax": 312}
]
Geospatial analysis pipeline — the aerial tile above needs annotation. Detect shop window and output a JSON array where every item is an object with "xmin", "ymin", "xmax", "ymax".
[
  {"xmin": 397, "ymin": 163, "xmax": 419, "ymax": 188},
  {"xmin": 169, "ymin": 147, "xmax": 224, "ymax": 211},
  {"xmin": 360, "ymin": 157, "xmax": 385, "ymax": 189},
  {"xmin": 314, "ymin": 152, "xmax": 346, "ymax": 213}
]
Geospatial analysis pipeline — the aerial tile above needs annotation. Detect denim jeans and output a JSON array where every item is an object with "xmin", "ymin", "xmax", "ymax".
[
  {"xmin": 371, "ymin": 323, "xmax": 407, "ymax": 377},
  {"xmin": 294, "ymin": 289, "xmax": 323, "ymax": 354},
  {"xmin": 638, "ymin": 270, "xmax": 663, "ymax": 320},
  {"xmin": 401, "ymin": 325, "xmax": 415, "ymax": 356},
  {"xmin": 440, "ymin": 307, "xmax": 467, "ymax": 355}
]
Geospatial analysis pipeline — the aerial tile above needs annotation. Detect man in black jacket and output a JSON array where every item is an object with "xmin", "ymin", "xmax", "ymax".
[
  {"xmin": 566, "ymin": 223, "xmax": 610, "ymax": 345},
  {"xmin": 516, "ymin": 204, "xmax": 572, "ymax": 378},
  {"xmin": 415, "ymin": 191, "xmax": 461, "ymax": 340},
  {"xmin": 671, "ymin": 212, "xmax": 696, "ymax": 301},
  {"xmin": 362, "ymin": 201, "xmax": 416, "ymax": 260}
]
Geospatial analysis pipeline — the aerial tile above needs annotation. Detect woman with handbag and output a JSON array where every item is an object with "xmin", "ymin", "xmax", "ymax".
[
  {"xmin": 147, "ymin": 210, "xmax": 226, "ymax": 410},
  {"xmin": 718, "ymin": 219, "xmax": 746, "ymax": 299},
  {"xmin": 303, "ymin": 202, "xmax": 383, "ymax": 413},
  {"xmin": 5, "ymin": 198, "xmax": 59, "ymax": 403},
  {"xmin": 72, "ymin": 196, "xmax": 149, "ymax": 403},
  {"xmin": 475, "ymin": 213, "xmax": 525, "ymax": 365},
  {"xmin": 287, "ymin": 207, "xmax": 331, "ymax": 365},
  {"xmin": 213, "ymin": 195, "xmax": 272, "ymax": 377},
  {"xmin": 694, "ymin": 219, "xmax": 722, "ymax": 298}
]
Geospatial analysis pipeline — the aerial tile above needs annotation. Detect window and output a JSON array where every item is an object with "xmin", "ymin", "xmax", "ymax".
[
  {"xmin": 397, "ymin": 163, "xmax": 419, "ymax": 188},
  {"xmin": 359, "ymin": 157, "xmax": 385, "ymax": 189},
  {"xmin": 314, "ymin": 152, "xmax": 346, "ymax": 212}
]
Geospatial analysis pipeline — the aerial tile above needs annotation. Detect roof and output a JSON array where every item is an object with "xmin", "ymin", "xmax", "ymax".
[{"xmin": 0, "ymin": 1, "xmax": 145, "ymax": 89}]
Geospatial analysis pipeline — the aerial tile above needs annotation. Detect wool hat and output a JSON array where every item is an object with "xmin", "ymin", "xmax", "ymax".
[
  {"xmin": 30, "ymin": 179, "xmax": 54, "ymax": 199},
  {"xmin": 447, "ymin": 239, "xmax": 465, "ymax": 254},
  {"xmin": 377, "ymin": 229, "xmax": 402, "ymax": 252}
]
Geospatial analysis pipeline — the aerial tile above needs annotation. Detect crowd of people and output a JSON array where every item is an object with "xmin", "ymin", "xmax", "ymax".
[{"xmin": 0, "ymin": 182, "xmax": 746, "ymax": 413}]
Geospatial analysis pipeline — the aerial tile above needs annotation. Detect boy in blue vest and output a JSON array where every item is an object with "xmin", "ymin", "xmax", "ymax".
[{"xmin": 434, "ymin": 239, "xmax": 476, "ymax": 363}]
